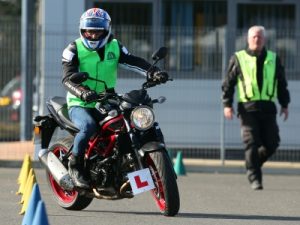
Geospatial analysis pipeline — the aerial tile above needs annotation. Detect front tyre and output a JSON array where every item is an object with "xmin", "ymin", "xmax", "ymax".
[
  {"xmin": 46, "ymin": 136, "xmax": 93, "ymax": 210},
  {"xmin": 145, "ymin": 151, "xmax": 180, "ymax": 216}
]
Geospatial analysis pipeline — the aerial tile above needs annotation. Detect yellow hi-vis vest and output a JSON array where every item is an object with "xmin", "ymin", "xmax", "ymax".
[
  {"xmin": 236, "ymin": 50, "xmax": 277, "ymax": 102},
  {"xmin": 67, "ymin": 38, "xmax": 120, "ymax": 108}
]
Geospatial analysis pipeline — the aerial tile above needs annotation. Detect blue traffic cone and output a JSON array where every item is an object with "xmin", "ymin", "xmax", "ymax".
[
  {"xmin": 174, "ymin": 151, "xmax": 186, "ymax": 176},
  {"xmin": 32, "ymin": 201, "xmax": 50, "ymax": 225},
  {"xmin": 22, "ymin": 183, "xmax": 42, "ymax": 225}
]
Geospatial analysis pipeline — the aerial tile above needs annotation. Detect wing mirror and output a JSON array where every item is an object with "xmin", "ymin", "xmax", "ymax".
[{"xmin": 152, "ymin": 47, "xmax": 168, "ymax": 61}]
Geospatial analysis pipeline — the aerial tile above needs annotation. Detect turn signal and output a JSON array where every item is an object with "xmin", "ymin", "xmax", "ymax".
[{"xmin": 34, "ymin": 126, "xmax": 41, "ymax": 135}]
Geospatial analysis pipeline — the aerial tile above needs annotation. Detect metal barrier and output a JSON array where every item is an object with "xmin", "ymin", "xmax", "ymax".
[{"xmin": 0, "ymin": 21, "xmax": 299, "ymax": 161}]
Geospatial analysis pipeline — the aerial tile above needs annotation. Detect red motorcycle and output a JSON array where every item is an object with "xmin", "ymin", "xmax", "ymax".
[{"xmin": 34, "ymin": 47, "xmax": 180, "ymax": 216}]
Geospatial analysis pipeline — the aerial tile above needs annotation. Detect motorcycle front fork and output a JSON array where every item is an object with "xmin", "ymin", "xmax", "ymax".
[{"xmin": 123, "ymin": 118, "xmax": 144, "ymax": 170}]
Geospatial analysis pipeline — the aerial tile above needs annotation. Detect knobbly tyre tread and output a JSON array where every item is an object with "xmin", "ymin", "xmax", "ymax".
[
  {"xmin": 46, "ymin": 136, "xmax": 93, "ymax": 210},
  {"xmin": 147, "ymin": 150, "xmax": 180, "ymax": 216}
]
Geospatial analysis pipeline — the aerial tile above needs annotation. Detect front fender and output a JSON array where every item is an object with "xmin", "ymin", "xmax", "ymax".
[
  {"xmin": 139, "ymin": 141, "xmax": 177, "ymax": 179},
  {"xmin": 138, "ymin": 141, "xmax": 165, "ymax": 157}
]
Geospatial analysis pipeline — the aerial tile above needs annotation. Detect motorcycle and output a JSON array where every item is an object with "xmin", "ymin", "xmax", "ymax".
[{"xmin": 33, "ymin": 47, "xmax": 180, "ymax": 217}]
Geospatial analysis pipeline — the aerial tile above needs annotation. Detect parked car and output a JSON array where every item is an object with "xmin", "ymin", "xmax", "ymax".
[{"xmin": 0, "ymin": 76, "xmax": 38, "ymax": 140}]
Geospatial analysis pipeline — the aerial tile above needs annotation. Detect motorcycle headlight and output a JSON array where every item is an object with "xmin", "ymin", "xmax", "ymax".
[{"xmin": 131, "ymin": 106, "xmax": 155, "ymax": 130}]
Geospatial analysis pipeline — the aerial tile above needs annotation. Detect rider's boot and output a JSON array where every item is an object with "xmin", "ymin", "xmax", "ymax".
[{"xmin": 68, "ymin": 155, "xmax": 89, "ymax": 189}]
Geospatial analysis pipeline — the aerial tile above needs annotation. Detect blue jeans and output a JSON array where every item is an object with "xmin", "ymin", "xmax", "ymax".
[{"xmin": 68, "ymin": 106, "xmax": 104, "ymax": 157}]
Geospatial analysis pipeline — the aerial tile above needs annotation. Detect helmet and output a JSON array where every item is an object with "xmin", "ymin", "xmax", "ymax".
[{"xmin": 79, "ymin": 8, "xmax": 111, "ymax": 50}]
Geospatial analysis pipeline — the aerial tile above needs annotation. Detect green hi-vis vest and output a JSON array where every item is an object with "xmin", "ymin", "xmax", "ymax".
[
  {"xmin": 67, "ymin": 38, "xmax": 120, "ymax": 108},
  {"xmin": 236, "ymin": 50, "xmax": 277, "ymax": 103}
]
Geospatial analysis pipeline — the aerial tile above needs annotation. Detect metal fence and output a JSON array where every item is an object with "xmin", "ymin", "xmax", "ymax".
[{"xmin": 1, "ymin": 21, "xmax": 299, "ymax": 162}]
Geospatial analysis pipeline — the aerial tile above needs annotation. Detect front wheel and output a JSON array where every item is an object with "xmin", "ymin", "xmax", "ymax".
[{"xmin": 145, "ymin": 150, "xmax": 180, "ymax": 216}]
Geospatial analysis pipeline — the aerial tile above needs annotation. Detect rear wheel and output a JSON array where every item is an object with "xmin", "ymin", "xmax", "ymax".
[
  {"xmin": 145, "ymin": 150, "xmax": 180, "ymax": 216},
  {"xmin": 46, "ymin": 136, "xmax": 93, "ymax": 210}
]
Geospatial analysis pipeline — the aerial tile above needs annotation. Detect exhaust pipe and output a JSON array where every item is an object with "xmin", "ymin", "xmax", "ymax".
[{"xmin": 39, "ymin": 149, "xmax": 74, "ymax": 191}]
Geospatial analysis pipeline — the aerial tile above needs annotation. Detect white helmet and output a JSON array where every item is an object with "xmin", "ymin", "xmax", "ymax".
[{"xmin": 79, "ymin": 8, "xmax": 111, "ymax": 50}]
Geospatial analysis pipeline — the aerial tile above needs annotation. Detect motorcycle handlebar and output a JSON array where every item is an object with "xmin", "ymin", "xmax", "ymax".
[
  {"xmin": 85, "ymin": 92, "xmax": 116, "ymax": 104},
  {"xmin": 107, "ymin": 98, "xmax": 119, "ymax": 106}
]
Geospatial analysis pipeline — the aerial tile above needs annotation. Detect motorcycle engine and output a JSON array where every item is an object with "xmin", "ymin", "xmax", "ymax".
[{"xmin": 88, "ymin": 157, "xmax": 113, "ymax": 187}]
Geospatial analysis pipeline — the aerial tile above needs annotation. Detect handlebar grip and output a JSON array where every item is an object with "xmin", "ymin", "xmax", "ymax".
[{"xmin": 107, "ymin": 98, "xmax": 119, "ymax": 106}]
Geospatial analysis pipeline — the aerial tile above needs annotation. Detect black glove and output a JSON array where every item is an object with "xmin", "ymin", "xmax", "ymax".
[
  {"xmin": 81, "ymin": 90, "xmax": 98, "ymax": 102},
  {"xmin": 152, "ymin": 71, "xmax": 169, "ymax": 84}
]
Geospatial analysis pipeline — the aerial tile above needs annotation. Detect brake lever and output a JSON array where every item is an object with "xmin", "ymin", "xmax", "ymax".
[{"xmin": 142, "ymin": 81, "xmax": 155, "ymax": 89}]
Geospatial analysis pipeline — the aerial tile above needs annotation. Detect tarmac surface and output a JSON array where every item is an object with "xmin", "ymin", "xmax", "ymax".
[
  {"xmin": 2, "ymin": 167, "xmax": 300, "ymax": 225},
  {"xmin": 1, "ymin": 141, "xmax": 300, "ymax": 225}
]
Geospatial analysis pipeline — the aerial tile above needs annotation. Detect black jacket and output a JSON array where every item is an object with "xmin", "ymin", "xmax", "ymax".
[
  {"xmin": 222, "ymin": 48, "xmax": 290, "ymax": 114},
  {"xmin": 61, "ymin": 35, "xmax": 156, "ymax": 98}
]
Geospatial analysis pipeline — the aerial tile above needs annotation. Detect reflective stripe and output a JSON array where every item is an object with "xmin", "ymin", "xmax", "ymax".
[{"xmin": 236, "ymin": 50, "xmax": 277, "ymax": 102}]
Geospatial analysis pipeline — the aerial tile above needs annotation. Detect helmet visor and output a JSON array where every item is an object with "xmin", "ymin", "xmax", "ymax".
[
  {"xmin": 80, "ymin": 17, "xmax": 110, "ymax": 30},
  {"xmin": 82, "ymin": 30, "xmax": 107, "ymax": 41}
]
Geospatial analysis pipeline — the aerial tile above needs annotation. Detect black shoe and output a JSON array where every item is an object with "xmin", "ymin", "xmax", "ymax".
[
  {"xmin": 68, "ymin": 155, "xmax": 89, "ymax": 189},
  {"xmin": 251, "ymin": 180, "xmax": 263, "ymax": 190}
]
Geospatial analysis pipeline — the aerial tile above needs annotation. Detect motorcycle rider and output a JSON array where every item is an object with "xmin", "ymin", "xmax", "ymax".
[{"xmin": 61, "ymin": 8, "xmax": 169, "ymax": 188}]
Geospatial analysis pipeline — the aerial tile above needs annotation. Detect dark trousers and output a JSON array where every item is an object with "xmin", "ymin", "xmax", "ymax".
[{"xmin": 239, "ymin": 112, "xmax": 280, "ymax": 182}]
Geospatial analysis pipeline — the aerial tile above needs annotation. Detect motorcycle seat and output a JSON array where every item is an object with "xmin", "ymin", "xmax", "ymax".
[{"xmin": 49, "ymin": 96, "xmax": 80, "ymax": 133}]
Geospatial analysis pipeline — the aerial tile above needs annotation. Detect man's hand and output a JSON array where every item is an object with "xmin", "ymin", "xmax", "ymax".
[
  {"xmin": 153, "ymin": 71, "xmax": 169, "ymax": 83},
  {"xmin": 224, "ymin": 107, "xmax": 234, "ymax": 120},
  {"xmin": 148, "ymin": 70, "xmax": 169, "ymax": 84},
  {"xmin": 280, "ymin": 107, "xmax": 289, "ymax": 121},
  {"xmin": 81, "ymin": 90, "xmax": 98, "ymax": 102}
]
